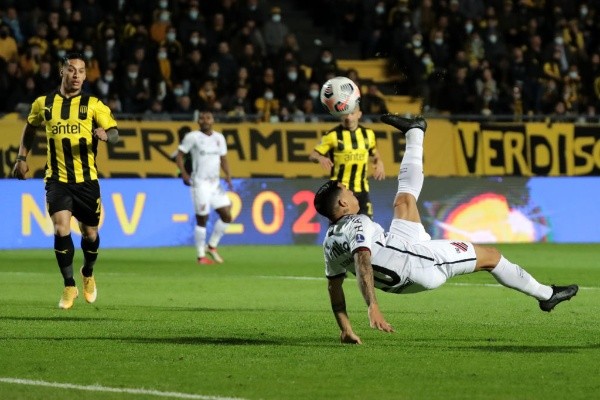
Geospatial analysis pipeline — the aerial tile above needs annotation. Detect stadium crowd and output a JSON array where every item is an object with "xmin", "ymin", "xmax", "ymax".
[{"xmin": 1, "ymin": 0, "xmax": 599, "ymax": 121}]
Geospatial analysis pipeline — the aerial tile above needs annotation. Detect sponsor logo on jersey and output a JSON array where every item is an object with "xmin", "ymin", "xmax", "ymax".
[
  {"xmin": 51, "ymin": 121, "xmax": 81, "ymax": 135},
  {"xmin": 327, "ymin": 240, "xmax": 350, "ymax": 259},
  {"xmin": 450, "ymin": 241, "xmax": 468, "ymax": 253}
]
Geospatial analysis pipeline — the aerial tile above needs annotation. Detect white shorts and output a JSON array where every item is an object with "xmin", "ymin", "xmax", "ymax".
[
  {"xmin": 371, "ymin": 219, "xmax": 477, "ymax": 293},
  {"xmin": 190, "ymin": 179, "xmax": 231, "ymax": 216}
]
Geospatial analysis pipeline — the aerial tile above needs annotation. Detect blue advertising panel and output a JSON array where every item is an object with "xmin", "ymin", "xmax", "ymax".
[{"xmin": 1, "ymin": 177, "xmax": 599, "ymax": 249}]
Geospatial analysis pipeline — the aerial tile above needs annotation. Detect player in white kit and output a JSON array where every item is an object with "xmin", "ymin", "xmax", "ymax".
[
  {"xmin": 176, "ymin": 111, "xmax": 233, "ymax": 264},
  {"xmin": 314, "ymin": 114, "xmax": 578, "ymax": 344}
]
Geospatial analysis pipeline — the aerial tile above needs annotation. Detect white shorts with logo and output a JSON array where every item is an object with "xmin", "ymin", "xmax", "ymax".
[
  {"xmin": 190, "ymin": 178, "xmax": 231, "ymax": 216},
  {"xmin": 370, "ymin": 219, "xmax": 477, "ymax": 293}
]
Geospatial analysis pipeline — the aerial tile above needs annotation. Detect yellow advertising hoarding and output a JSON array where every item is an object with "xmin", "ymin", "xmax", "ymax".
[
  {"xmin": 0, "ymin": 114, "xmax": 455, "ymax": 178},
  {"xmin": 2, "ymin": 113, "xmax": 599, "ymax": 178}
]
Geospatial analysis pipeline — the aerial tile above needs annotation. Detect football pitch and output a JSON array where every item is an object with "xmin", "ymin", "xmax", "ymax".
[{"xmin": 1, "ymin": 243, "xmax": 599, "ymax": 400}]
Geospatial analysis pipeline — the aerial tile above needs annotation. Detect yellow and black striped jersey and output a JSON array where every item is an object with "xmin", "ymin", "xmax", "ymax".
[
  {"xmin": 27, "ymin": 90, "xmax": 117, "ymax": 183},
  {"xmin": 313, "ymin": 125, "xmax": 377, "ymax": 193}
]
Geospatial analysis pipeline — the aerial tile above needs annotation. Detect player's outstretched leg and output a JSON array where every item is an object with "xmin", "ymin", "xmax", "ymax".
[
  {"xmin": 538, "ymin": 285, "xmax": 579, "ymax": 312},
  {"xmin": 382, "ymin": 115, "xmax": 427, "ymax": 207}
]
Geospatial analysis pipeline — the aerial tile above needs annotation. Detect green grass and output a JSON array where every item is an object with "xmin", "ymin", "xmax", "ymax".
[{"xmin": 0, "ymin": 244, "xmax": 599, "ymax": 400}]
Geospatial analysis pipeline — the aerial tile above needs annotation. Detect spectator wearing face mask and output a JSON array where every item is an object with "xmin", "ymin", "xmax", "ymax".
[
  {"xmin": 160, "ymin": 26, "xmax": 184, "ymax": 68},
  {"xmin": 305, "ymin": 81, "xmax": 328, "ymax": 115},
  {"xmin": 119, "ymin": 62, "xmax": 151, "ymax": 113},
  {"xmin": 482, "ymin": 18, "xmax": 508, "ymax": 64},
  {"xmin": 429, "ymin": 30, "xmax": 451, "ymax": 72},
  {"xmin": 185, "ymin": 30, "xmax": 208, "ymax": 55},
  {"xmin": 163, "ymin": 80, "xmax": 186, "ymax": 112},
  {"xmin": 96, "ymin": 28, "xmax": 120, "ymax": 73},
  {"xmin": 178, "ymin": 3, "xmax": 206, "ymax": 45},
  {"xmin": 254, "ymin": 87, "xmax": 280, "ymax": 122},
  {"xmin": 262, "ymin": 7, "xmax": 289, "ymax": 61},
  {"xmin": 83, "ymin": 44, "xmax": 101, "ymax": 85},
  {"xmin": 95, "ymin": 67, "xmax": 118, "ymax": 102},
  {"xmin": 155, "ymin": 45, "xmax": 173, "ymax": 89},
  {"xmin": 359, "ymin": 0, "xmax": 389, "ymax": 59},
  {"xmin": 310, "ymin": 48, "xmax": 340, "ymax": 85},
  {"xmin": 150, "ymin": 7, "xmax": 172, "ymax": 44},
  {"xmin": 278, "ymin": 62, "xmax": 308, "ymax": 101}
]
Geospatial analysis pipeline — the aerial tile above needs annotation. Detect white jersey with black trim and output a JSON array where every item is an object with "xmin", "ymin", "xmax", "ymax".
[
  {"xmin": 178, "ymin": 130, "xmax": 227, "ymax": 182},
  {"xmin": 323, "ymin": 214, "xmax": 480, "ymax": 294},
  {"xmin": 323, "ymin": 214, "xmax": 385, "ymax": 278}
]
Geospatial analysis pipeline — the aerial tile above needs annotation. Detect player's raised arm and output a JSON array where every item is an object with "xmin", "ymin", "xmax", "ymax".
[
  {"xmin": 354, "ymin": 249, "xmax": 394, "ymax": 333},
  {"xmin": 328, "ymin": 275, "xmax": 362, "ymax": 344}
]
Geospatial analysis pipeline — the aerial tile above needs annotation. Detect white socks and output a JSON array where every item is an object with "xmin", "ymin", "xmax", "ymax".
[
  {"xmin": 208, "ymin": 219, "xmax": 230, "ymax": 248},
  {"xmin": 195, "ymin": 226, "xmax": 207, "ymax": 258},
  {"xmin": 490, "ymin": 256, "xmax": 553, "ymax": 300},
  {"xmin": 397, "ymin": 128, "xmax": 425, "ymax": 200}
]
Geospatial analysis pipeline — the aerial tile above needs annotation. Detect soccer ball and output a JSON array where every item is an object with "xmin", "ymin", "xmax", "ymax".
[{"xmin": 320, "ymin": 76, "xmax": 361, "ymax": 116}]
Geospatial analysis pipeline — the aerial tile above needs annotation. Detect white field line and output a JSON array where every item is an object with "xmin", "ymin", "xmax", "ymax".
[
  {"xmin": 257, "ymin": 275, "xmax": 598, "ymax": 290},
  {"xmin": 0, "ymin": 378, "xmax": 247, "ymax": 400}
]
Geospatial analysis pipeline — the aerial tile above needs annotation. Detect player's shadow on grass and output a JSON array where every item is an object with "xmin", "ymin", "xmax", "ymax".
[
  {"xmin": 0, "ymin": 316, "xmax": 116, "ymax": 322},
  {"xmin": 459, "ymin": 343, "xmax": 600, "ymax": 353},
  {"xmin": 123, "ymin": 335, "xmax": 338, "ymax": 347},
  {"xmin": 128, "ymin": 336, "xmax": 283, "ymax": 346}
]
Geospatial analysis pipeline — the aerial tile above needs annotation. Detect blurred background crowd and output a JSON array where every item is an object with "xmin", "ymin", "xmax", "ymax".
[{"xmin": 1, "ymin": 0, "xmax": 599, "ymax": 122}]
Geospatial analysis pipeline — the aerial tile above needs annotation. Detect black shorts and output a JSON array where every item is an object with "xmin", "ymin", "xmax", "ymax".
[
  {"xmin": 354, "ymin": 191, "xmax": 373, "ymax": 218},
  {"xmin": 45, "ymin": 179, "xmax": 101, "ymax": 226}
]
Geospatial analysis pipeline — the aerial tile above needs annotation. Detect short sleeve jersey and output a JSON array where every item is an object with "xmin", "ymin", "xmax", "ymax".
[
  {"xmin": 323, "ymin": 214, "xmax": 385, "ymax": 278},
  {"xmin": 27, "ymin": 90, "xmax": 117, "ymax": 183},
  {"xmin": 178, "ymin": 130, "xmax": 227, "ymax": 181},
  {"xmin": 313, "ymin": 125, "xmax": 377, "ymax": 193}
]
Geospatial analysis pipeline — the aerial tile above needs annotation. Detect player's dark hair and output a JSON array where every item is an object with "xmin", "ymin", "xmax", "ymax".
[
  {"xmin": 61, "ymin": 53, "xmax": 86, "ymax": 66},
  {"xmin": 313, "ymin": 180, "xmax": 342, "ymax": 220}
]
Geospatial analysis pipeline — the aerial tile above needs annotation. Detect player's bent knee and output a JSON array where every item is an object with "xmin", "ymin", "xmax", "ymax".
[
  {"xmin": 474, "ymin": 245, "xmax": 502, "ymax": 270},
  {"xmin": 393, "ymin": 193, "xmax": 420, "ymax": 222}
]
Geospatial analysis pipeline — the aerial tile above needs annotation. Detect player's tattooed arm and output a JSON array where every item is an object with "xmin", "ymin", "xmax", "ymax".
[
  {"xmin": 328, "ymin": 276, "xmax": 362, "ymax": 344},
  {"xmin": 354, "ymin": 249, "xmax": 394, "ymax": 333}
]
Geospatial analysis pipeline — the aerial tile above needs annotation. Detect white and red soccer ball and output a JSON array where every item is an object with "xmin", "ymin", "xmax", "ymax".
[{"xmin": 320, "ymin": 76, "xmax": 361, "ymax": 116}]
